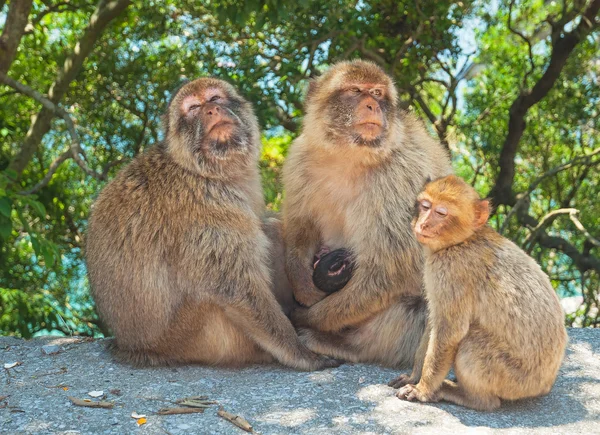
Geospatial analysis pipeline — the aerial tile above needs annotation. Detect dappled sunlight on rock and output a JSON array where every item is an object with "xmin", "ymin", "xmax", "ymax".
[{"xmin": 258, "ymin": 407, "xmax": 317, "ymax": 427}]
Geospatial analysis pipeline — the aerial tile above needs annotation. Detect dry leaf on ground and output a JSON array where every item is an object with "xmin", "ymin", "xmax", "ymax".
[
  {"xmin": 3, "ymin": 362, "xmax": 21, "ymax": 369},
  {"xmin": 218, "ymin": 407, "xmax": 253, "ymax": 433}
]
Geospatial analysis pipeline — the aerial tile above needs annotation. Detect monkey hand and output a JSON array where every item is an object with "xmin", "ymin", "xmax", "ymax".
[
  {"xmin": 388, "ymin": 373, "xmax": 417, "ymax": 389},
  {"xmin": 291, "ymin": 306, "xmax": 311, "ymax": 328},
  {"xmin": 396, "ymin": 384, "xmax": 439, "ymax": 403}
]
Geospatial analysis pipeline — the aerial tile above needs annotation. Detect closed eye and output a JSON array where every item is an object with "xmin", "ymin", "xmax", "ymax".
[
  {"xmin": 210, "ymin": 95, "xmax": 221, "ymax": 102},
  {"xmin": 435, "ymin": 207, "xmax": 448, "ymax": 217},
  {"xmin": 188, "ymin": 104, "xmax": 201, "ymax": 111}
]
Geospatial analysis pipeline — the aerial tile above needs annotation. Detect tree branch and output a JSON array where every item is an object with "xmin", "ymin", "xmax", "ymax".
[
  {"xmin": 500, "ymin": 147, "xmax": 600, "ymax": 233},
  {"xmin": 8, "ymin": 0, "xmax": 132, "ymax": 176},
  {"xmin": 489, "ymin": 0, "xmax": 600, "ymax": 206},
  {"xmin": 0, "ymin": 0, "xmax": 34, "ymax": 74},
  {"xmin": 0, "ymin": 72, "xmax": 109, "ymax": 187}
]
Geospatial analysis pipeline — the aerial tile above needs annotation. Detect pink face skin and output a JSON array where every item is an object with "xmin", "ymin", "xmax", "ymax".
[
  {"xmin": 413, "ymin": 197, "xmax": 449, "ymax": 244},
  {"xmin": 343, "ymin": 83, "xmax": 387, "ymax": 140},
  {"xmin": 181, "ymin": 87, "xmax": 236, "ymax": 141}
]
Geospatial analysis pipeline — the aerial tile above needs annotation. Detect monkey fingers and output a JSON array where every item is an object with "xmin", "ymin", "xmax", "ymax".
[
  {"xmin": 388, "ymin": 374, "xmax": 416, "ymax": 389},
  {"xmin": 396, "ymin": 384, "xmax": 438, "ymax": 403}
]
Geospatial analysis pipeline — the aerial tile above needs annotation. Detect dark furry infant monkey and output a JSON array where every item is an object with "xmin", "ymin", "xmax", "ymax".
[{"xmin": 389, "ymin": 175, "xmax": 567, "ymax": 411}]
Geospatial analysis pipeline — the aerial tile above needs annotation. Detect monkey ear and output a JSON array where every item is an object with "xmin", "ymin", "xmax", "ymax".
[{"xmin": 474, "ymin": 199, "xmax": 491, "ymax": 228}]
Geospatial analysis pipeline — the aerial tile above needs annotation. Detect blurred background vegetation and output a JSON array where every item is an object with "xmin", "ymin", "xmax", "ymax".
[{"xmin": 0, "ymin": 0, "xmax": 598, "ymax": 337}]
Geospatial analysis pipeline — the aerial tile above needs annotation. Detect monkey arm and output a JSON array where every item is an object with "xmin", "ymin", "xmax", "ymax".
[
  {"xmin": 416, "ymin": 316, "xmax": 469, "ymax": 396},
  {"xmin": 293, "ymin": 261, "xmax": 413, "ymax": 332},
  {"xmin": 284, "ymin": 217, "xmax": 328, "ymax": 307}
]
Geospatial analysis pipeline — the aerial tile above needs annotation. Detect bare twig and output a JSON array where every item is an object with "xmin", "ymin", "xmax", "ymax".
[
  {"xmin": 500, "ymin": 147, "xmax": 600, "ymax": 233},
  {"xmin": 68, "ymin": 397, "xmax": 114, "ymax": 409},
  {"xmin": 507, "ymin": 0, "xmax": 536, "ymax": 86},
  {"xmin": 157, "ymin": 407, "xmax": 205, "ymax": 415},
  {"xmin": 569, "ymin": 211, "xmax": 600, "ymax": 248}
]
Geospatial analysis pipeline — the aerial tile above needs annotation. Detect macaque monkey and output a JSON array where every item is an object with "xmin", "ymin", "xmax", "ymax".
[
  {"xmin": 282, "ymin": 60, "xmax": 453, "ymax": 366},
  {"xmin": 86, "ymin": 78, "xmax": 339, "ymax": 370},
  {"xmin": 390, "ymin": 175, "xmax": 567, "ymax": 410}
]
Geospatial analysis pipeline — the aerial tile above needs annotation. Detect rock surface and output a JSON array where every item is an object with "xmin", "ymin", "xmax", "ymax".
[{"xmin": 1, "ymin": 329, "xmax": 599, "ymax": 434}]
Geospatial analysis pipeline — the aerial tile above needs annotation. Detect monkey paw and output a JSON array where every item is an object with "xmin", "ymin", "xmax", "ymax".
[
  {"xmin": 388, "ymin": 373, "xmax": 416, "ymax": 389},
  {"xmin": 396, "ymin": 384, "xmax": 438, "ymax": 403}
]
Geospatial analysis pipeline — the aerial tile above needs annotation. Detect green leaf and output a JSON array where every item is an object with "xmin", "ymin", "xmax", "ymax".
[
  {"xmin": 29, "ymin": 200, "xmax": 46, "ymax": 218},
  {"xmin": 41, "ymin": 245, "xmax": 55, "ymax": 266},
  {"xmin": 0, "ymin": 128, "xmax": 9, "ymax": 137},
  {"xmin": 30, "ymin": 236, "xmax": 41, "ymax": 255},
  {"xmin": 0, "ymin": 219, "xmax": 12, "ymax": 240},
  {"xmin": 0, "ymin": 197, "xmax": 12, "ymax": 218},
  {"xmin": 3, "ymin": 169, "xmax": 17, "ymax": 180}
]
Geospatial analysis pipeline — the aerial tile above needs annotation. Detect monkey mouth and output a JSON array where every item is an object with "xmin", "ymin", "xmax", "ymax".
[{"xmin": 208, "ymin": 119, "xmax": 235, "ymax": 132}]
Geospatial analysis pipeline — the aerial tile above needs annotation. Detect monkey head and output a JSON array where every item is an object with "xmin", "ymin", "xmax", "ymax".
[
  {"xmin": 164, "ymin": 78, "xmax": 260, "ymax": 176},
  {"xmin": 304, "ymin": 60, "xmax": 399, "ymax": 150},
  {"xmin": 413, "ymin": 175, "xmax": 491, "ymax": 252}
]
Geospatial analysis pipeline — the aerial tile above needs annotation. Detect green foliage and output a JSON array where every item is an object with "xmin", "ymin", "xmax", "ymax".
[{"xmin": 0, "ymin": 0, "xmax": 598, "ymax": 336}]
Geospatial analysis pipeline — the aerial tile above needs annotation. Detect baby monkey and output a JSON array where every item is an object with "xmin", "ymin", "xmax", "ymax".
[{"xmin": 390, "ymin": 175, "xmax": 567, "ymax": 411}]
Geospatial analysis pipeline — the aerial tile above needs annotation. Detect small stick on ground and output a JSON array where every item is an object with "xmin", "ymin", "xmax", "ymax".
[
  {"xmin": 218, "ymin": 407, "xmax": 253, "ymax": 433},
  {"xmin": 156, "ymin": 407, "xmax": 205, "ymax": 415},
  {"xmin": 68, "ymin": 396, "xmax": 114, "ymax": 409}
]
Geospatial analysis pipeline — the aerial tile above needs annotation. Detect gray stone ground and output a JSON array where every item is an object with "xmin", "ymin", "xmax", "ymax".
[{"xmin": 1, "ymin": 329, "xmax": 599, "ymax": 435}]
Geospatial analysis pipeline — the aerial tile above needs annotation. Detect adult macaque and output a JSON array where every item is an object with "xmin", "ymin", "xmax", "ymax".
[
  {"xmin": 391, "ymin": 175, "xmax": 567, "ymax": 410},
  {"xmin": 86, "ymin": 78, "xmax": 339, "ymax": 370},
  {"xmin": 282, "ymin": 60, "xmax": 452, "ymax": 366}
]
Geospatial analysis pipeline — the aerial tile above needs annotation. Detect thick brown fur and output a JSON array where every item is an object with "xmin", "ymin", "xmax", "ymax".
[
  {"xmin": 282, "ymin": 60, "xmax": 452, "ymax": 367},
  {"xmin": 86, "ymin": 78, "xmax": 338, "ymax": 370},
  {"xmin": 391, "ymin": 175, "xmax": 567, "ymax": 410}
]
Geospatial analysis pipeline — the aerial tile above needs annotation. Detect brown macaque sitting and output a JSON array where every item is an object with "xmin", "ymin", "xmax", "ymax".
[
  {"xmin": 390, "ymin": 175, "xmax": 567, "ymax": 411},
  {"xmin": 86, "ymin": 77, "xmax": 340, "ymax": 371},
  {"xmin": 283, "ymin": 60, "xmax": 452, "ymax": 367},
  {"xmin": 312, "ymin": 247, "xmax": 355, "ymax": 294}
]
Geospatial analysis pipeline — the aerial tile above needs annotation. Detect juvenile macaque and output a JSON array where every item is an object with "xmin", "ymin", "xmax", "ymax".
[
  {"xmin": 283, "ymin": 60, "xmax": 453, "ymax": 366},
  {"xmin": 390, "ymin": 175, "xmax": 567, "ymax": 410},
  {"xmin": 86, "ymin": 78, "xmax": 339, "ymax": 370}
]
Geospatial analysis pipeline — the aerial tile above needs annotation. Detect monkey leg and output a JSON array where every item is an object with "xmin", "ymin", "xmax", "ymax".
[
  {"xmin": 300, "ymin": 296, "xmax": 426, "ymax": 367},
  {"xmin": 216, "ymin": 278, "xmax": 342, "ymax": 371},
  {"xmin": 262, "ymin": 216, "xmax": 297, "ymax": 318},
  {"xmin": 437, "ymin": 380, "xmax": 501, "ymax": 411},
  {"xmin": 153, "ymin": 302, "xmax": 275, "ymax": 367}
]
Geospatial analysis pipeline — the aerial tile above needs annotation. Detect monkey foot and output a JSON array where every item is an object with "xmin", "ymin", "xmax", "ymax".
[
  {"xmin": 396, "ymin": 384, "xmax": 439, "ymax": 403},
  {"xmin": 388, "ymin": 373, "xmax": 416, "ymax": 389}
]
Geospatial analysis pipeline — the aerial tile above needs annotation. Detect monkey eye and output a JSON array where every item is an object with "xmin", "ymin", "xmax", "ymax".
[
  {"xmin": 188, "ymin": 104, "xmax": 201, "ymax": 111},
  {"xmin": 435, "ymin": 207, "xmax": 448, "ymax": 217},
  {"xmin": 420, "ymin": 200, "xmax": 431, "ymax": 211},
  {"xmin": 209, "ymin": 95, "xmax": 221, "ymax": 102},
  {"xmin": 371, "ymin": 89, "xmax": 383, "ymax": 97},
  {"xmin": 349, "ymin": 87, "xmax": 361, "ymax": 94}
]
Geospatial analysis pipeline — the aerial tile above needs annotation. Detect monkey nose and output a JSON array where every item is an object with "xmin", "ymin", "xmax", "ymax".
[{"xmin": 206, "ymin": 105, "xmax": 221, "ymax": 116}]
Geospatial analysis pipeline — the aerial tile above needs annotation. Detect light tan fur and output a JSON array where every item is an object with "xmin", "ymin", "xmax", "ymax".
[
  {"xmin": 392, "ymin": 175, "xmax": 567, "ymax": 410},
  {"xmin": 86, "ymin": 78, "xmax": 337, "ymax": 370},
  {"xmin": 282, "ymin": 60, "xmax": 452, "ymax": 367}
]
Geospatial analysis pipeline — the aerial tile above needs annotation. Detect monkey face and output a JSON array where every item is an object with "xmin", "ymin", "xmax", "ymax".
[
  {"xmin": 306, "ymin": 61, "xmax": 399, "ymax": 150},
  {"xmin": 413, "ymin": 175, "xmax": 491, "ymax": 251},
  {"xmin": 167, "ymin": 78, "xmax": 258, "ymax": 164}
]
